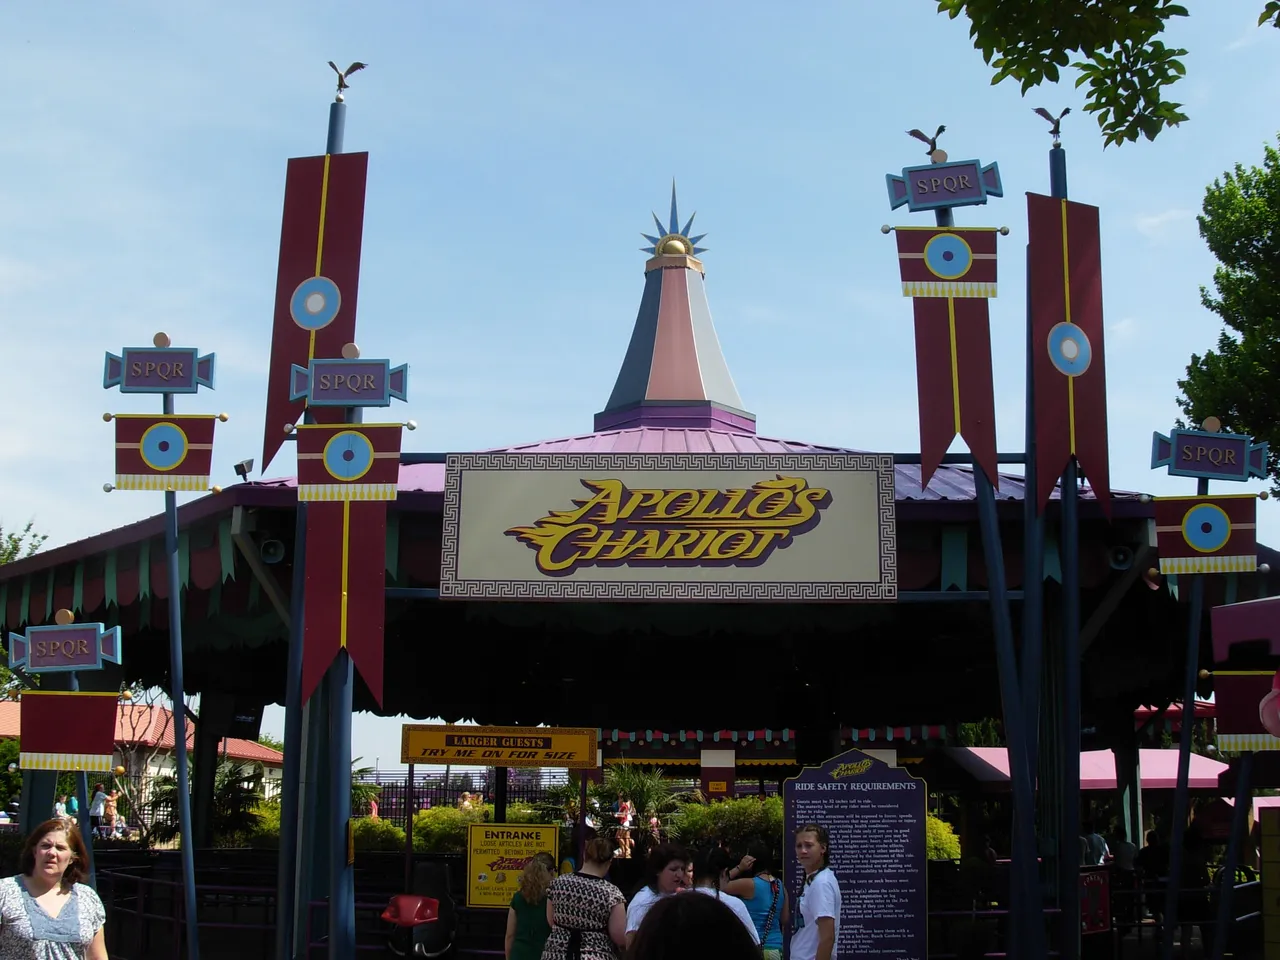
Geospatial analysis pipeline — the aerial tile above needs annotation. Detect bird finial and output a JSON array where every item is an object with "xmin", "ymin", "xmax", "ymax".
[
  {"xmin": 328, "ymin": 61, "xmax": 368, "ymax": 102},
  {"xmin": 1033, "ymin": 107, "xmax": 1071, "ymax": 146},
  {"xmin": 906, "ymin": 124, "xmax": 948, "ymax": 163}
]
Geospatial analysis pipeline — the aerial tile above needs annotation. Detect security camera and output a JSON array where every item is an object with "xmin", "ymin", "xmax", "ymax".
[{"xmin": 234, "ymin": 459, "xmax": 255, "ymax": 481}]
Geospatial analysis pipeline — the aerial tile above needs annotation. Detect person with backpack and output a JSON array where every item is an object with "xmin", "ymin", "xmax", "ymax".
[{"xmin": 722, "ymin": 843, "xmax": 789, "ymax": 959}]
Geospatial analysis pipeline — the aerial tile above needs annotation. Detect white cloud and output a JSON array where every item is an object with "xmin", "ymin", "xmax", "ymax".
[{"xmin": 1134, "ymin": 209, "xmax": 1196, "ymax": 241}]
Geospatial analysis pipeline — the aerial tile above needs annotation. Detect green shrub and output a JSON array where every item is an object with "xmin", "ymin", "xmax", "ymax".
[
  {"xmin": 411, "ymin": 803, "xmax": 559, "ymax": 853},
  {"xmin": 667, "ymin": 798, "xmax": 784, "ymax": 864},
  {"xmin": 926, "ymin": 814, "xmax": 962, "ymax": 861},
  {"xmin": 354, "ymin": 817, "xmax": 406, "ymax": 852},
  {"xmin": 246, "ymin": 802, "xmax": 282, "ymax": 849}
]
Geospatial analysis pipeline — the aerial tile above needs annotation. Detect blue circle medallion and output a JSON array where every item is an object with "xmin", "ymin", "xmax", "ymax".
[
  {"xmin": 322, "ymin": 430, "xmax": 375, "ymax": 482},
  {"xmin": 290, "ymin": 276, "xmax": 342, "ymax": 331},
  {"xmin": 1046, "ymin": 322, "xmax": 1092, "ymax": 377},
  {"xmin": 139, "ymin": 422, "xmax": 189, "ymax": 472},
  {"xmin": 923, "ymin": 233, "xmax": 974, "ymax": 280},
  {"xmin": 1182, "ymin": 502, "xmax": 1231, "ymax": 554}
]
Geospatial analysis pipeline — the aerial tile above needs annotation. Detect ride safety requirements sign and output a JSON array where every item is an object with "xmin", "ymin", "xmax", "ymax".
[
  {"xmin": 466, "ymin": 824, "xmax": 560, "ymax": 908},
  {"xmin": 400, "ymin": 724, "xmax": 598, "ymax": 769}
]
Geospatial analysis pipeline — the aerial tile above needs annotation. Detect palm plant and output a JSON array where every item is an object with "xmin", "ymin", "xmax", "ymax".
[{"xmin": 146, "ymin": 760, "xmax": 265, "ymax": 845}]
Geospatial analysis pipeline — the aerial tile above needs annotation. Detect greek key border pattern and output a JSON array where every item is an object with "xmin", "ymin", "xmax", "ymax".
[{"xmin": 439, "ymin": 452, "xmax": 897, "ymax": 602}]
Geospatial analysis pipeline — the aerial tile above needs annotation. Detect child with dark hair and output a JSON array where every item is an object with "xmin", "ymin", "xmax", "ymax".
[
  {"xmin": 627, "ymin": 891, "xmax": 761, "ymax": 960},
  {"xmin": 722, "ymin": 843, "xmax": 789, "ymax": 958},
  {"xmin": 688, "ymin": 847, "xmax": 759, "ymax": 945}
]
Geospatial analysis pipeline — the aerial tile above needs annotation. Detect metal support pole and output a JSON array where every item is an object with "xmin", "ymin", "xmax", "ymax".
[
  {"xmin": 494, "ymin": 767, "xmax": 509, "ymax": 823},
  {"xmin": 1211, "ymin": 752, "xmax": 1253, "ymax": 960},
  {"xmin": 328, "ymin": 649, "xmax": 355, "ymax": 959},
  {"xmin": 936, "ymin": 201, "xmax": 1043, "ymax": 959},
  {"xmin": 68, "ymin": 671, "xmax": 97, "ymax": 888},
  {"xmin": 275, "ymin": 503, "xmax": 307, "ymax": 960},
  {"xmin": 1060, "ymin": 459, "xmax": 1081, "ymax": 960},
  {"xmin": 162, "ymin": 391, "xmax": 201, "ymax": 960},
  {"xmin": 1021, "ymin": 240, "xmax": 1044, "ymax": 781},
  {"xmin": 1162, "ymin": 478, "xmax": 1210, "ymax": 960},
  {"xmin": 1044, "ymin": 144, "xmax": 1081, "ymax": 960},
  {"xmin": 404, "ymin": 763, "xmax": 416, "ymax": 893},
  {"xmin": 576, "ymin": 775, "xmax": 588, "ymax": 868}
]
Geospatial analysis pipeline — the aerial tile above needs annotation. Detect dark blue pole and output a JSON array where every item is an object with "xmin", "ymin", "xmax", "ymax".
[
  {"xmin": 163, "ymin": 391, "xmax": 201, "ymax": 960},
  {"xmin": 1162, "ymin": 475, "xmax": 1211, "ymax": 959},
  {"xmin": 1211, "ymin": 751, "xmax": 1253, "ymax": 960},
  {"xmin": 1046, "ymin": 145, "xmax": 1082, "ymax": 960},
  {"xmin": 327, "ymin": 101, "xmax": 346, "ymax": 156},
  {"xmin": 329, "ymin": 648, "xmax": 355, "ymax": 958},
  {"xmin": 68, "ymin": 670, "xmax": 96, "ymax": 889},
  {"xmin": 275, "ymin": 505, "xmax": 307, "ymax": 960},
  {"xmin": 935, "ymin": 202, "xmax": 1043, "ymax": 960},
  {"xmin": 1021, "ymin": 242, "xmax": 1044, "ymax": 779}
]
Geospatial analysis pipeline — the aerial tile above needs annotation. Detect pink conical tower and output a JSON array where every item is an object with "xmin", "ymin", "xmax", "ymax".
[{"xmin": 594, "ymin": 184, "xmax": 755, "ymax": 434}]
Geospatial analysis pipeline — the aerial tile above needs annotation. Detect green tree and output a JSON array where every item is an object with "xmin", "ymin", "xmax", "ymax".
[
  {"xmin": 256, "ymin": 733, "xmax": 285, "ymax": 752},
  {"xmin": 1177, "ymin": 137, "xmax": 1280, "ymax": 490},
  {"xmin": 147, "ymin": 759, "xmax": 265, "ymax": 846},
  {"xmin": 0, "ymin": 520, "xmax": 47, "ymax": 565},
  {"xmin": 936, "ymin": 1, "xmax": 1280, "ymax": 146}
]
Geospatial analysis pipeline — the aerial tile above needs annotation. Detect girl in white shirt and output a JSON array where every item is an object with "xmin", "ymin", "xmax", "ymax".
[{"xmin": 791, "ymin": 823, "xmax": 841, "ymax": 960}]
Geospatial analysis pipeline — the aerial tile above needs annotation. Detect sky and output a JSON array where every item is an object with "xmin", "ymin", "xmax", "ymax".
[{"xmin": 2, "ymin": 2, "xmax": 1278, "ymax": 772}]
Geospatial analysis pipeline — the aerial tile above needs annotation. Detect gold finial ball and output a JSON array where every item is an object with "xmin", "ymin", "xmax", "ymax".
[
  {"xmin": 341, "ymin": 342, "xmax": 361, "ymax": 360},
  {"xmin": 1201, "ymin": 416, "xmax": 1222, "ymax": 434},
  {"xmin": 121, "ymin": 689, "xmax": 133, "ymax": 701},
  {"xmin": 114, "ymin": 765, "xmax": 126, "ymax": 776},
  {"xmin": 153, "ymin": 332, "xmax": 171, "ymax": 348},
  {"xmin": 1261, "ymin": 563, "xmax": 1272, "ymax": 574},
  {"xmin": 1260, "ymin": 491, "xmax": 1270, "ymax": 501},
  {"xmin": 1138, "ymin": 494, "xmax": 1152, "ymax": 504},
  {"xmin": 218, "ymin": 412, "xmax": 229, "ymax": 422},
  {"xmin": 102, "ymin": 413, "xmax": 113, "ymax": 422},
  {"xmin": 999, "ymin": 226, "xmax": 1011, "ymax": 236},
  {"xmin": 54, "ymin": 609, "xmax": 74, "ymax": 626},
  {"xmin": 880, "ymin": 224, "xmax": 892, "ymax": 234},
  {"xmin": 930, "ymin": 149, "xmax": 948, "ymax": 164},
  {"xmin": 1147, "ymin": 567, "xmax": 1160, "ymax": 579},
  {"xmin": 283, "ymin": 423, "xmax": 295, "ymax": 434},
  {"xmin": 211, "ymin": 485, "xmax": 223, "ymax": 494},
  {"xmin": 660, "ymin": 237, "xmax": 687, "ymax": 255},
  {"xmin": 103, "ymin": 483, "xmax": 115, "ymax": 493},
  {"xmin": 1198, "ymin": 668, "xmax": 1211, "ymax": 679}
]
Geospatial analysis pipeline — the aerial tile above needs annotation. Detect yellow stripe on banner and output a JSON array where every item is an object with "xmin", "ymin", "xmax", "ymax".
[
  {"xmin": 947, "ymin": 298, "xmax": 961, "ymax": 434},
  {"xmin": 1158, "ymin": 554, "xmax": 1258, "ymax": 575},
  {"xmin": 1060, "ymin": 199, "xmax": 1077, "ymax": 455},
  {"xmin": 309, "ymin": 153, "xmax": 334, "ymax": 365},
  {"xmin": 340, "ymin": 498, "xmax": 350, "ymax": 649},
  {"xmin": 20, "ymin": 691, "xmax": 120, "ymax": 698}
]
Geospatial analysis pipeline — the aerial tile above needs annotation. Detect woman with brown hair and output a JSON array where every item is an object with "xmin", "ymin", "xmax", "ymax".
[
  {"xmin": 506, "ymin": 853, "xmax": 556, "ymax": 960},
  {"xmin": 0, "ymin": 818, "xmax": 107, "ymax": 957},
  {"xmin": 542, "ymin": 838, "xmax": 626, "ymax": 960}
]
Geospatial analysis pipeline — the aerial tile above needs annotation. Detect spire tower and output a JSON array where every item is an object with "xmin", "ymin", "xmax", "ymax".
[{"xmin": 594, "ymin": 184, "xmax": 755, "ymax": 434}]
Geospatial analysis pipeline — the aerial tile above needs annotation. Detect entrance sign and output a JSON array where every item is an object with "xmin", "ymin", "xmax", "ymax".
[
  {"xmin": 400, "ymin": 724, "xmax": 598, "ymax": 769},
  {"xmin": 784, "ymin": 748, "xmax": 926, "ymax": 960},
  {"xmin": 439, "ymin": 453, "xmax": 897, "ymax": 602},
  {"xmin": 466, "ymin": 824, "xmax": 559, "ymax": 909}
]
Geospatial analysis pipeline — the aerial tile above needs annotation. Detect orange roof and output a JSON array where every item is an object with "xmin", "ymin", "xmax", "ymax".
[{"xmin": 0, "ymin": 701, "xmax": 283, "ymax": 766}]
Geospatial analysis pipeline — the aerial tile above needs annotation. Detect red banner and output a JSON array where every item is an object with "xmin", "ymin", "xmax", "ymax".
[
  {"xmin": 113, "ymin": 414, "xmax": 218, "ymax": 491},
  {"xmin": 1028, "ymin": 194, "xmax": 1111, "ymax": 516},
  {"xmin": 894, "ymin": 227, "xmax": 1000, "ymax": 487},
  {"xmin": 1154, "ymin": 494, "xmax": 1257, "ymax": 574},
  {"xmin": 19, "ymin": 691, "xmax": 118, "ymax": 771},
  {"xmin": 302, "ymin": 500, "xmax": 389, "ymax": 706},
  {"xmin": 262, "ymin": 152, "xmax": 369, "ymax": 472},
  {"xmin": 295, "ymin": 423, "xmax": 403, "ymax": 497}
]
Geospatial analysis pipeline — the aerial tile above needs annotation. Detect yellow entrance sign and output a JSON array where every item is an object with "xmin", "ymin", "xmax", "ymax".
[
  {"xmin": 400, "ymin": 724, "xmax": 598, "ymax": 769},
  {"xmin": 466, "ymin": 824, "xmax": 559, "ymax": 909}
]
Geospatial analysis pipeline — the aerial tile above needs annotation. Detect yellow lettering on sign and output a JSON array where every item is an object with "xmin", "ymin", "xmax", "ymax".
[
  {"xmin": 506, "ymin": 476, "xmax": 832, "ymax": 576},
  {"xmin": 707, "ymin": 781, "xmax": 728, "ymax": 793}
]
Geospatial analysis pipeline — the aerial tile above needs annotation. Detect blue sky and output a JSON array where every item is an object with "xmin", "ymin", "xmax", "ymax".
[{"xmin": 3, "ymin": 2, "xmax": 1278, "ymax": 769}]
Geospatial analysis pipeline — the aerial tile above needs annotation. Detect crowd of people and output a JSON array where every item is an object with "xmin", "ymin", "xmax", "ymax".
[{"xmin": 504, "ymin": 822, "xmax": 839, "ymax": 960}]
